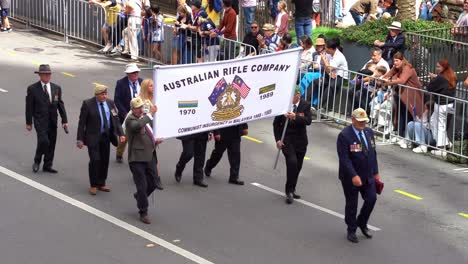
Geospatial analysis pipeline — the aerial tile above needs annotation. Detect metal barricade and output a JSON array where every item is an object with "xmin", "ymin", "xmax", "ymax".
[{"xmin": 406, "ymin": 26, "xmax": 468, "ymax": 88}]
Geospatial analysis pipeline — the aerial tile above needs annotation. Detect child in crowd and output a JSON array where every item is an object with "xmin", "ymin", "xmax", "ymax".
[
  {"xmin": 369, "ymin": 66, "xmax": 393, "ymax": 133},
  {"xmin": 198, "ymin": 16, "xmax": 220, "ymax": 62},
  {"xmin": 150, "ymin": 4, "xmax": 164, "ymax": 63}
]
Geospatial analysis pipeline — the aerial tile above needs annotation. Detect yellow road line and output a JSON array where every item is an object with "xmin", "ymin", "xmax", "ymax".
[
  {"xmin": 92, "ymin": 82, "xmax": 105, "ymax": 86},
  {"xmin": 61, "ymin": 72, "xmax": 76, "ymax": 77},
  {"xmin": 459, "ymin": 213, "xmax": 468, "ymax": 218},
  {"xmin": 4, "ymin": 51, "xmax": 17, "ymax": 57},
  {"xmin": 31, "ymin": 61, "xmax": 41, "ymax": 66},
  {"xmin": 242, "ymin": 136, "xmax": 263, "ymax": 143},
  {"xmin": 394, "ymin": 190, "xmax": 423, "ymax": 200},
  {"xmin": 304, "ymin": 156, "xmax": 311, "ymax": 160}
]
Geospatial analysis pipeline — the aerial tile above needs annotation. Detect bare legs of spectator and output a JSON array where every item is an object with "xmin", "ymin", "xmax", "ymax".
[
  {"xmin": 100, "ymin": 25, "xmax": 113, "ymax": 53},
  {"xmin": 152, "ymin": 42, "xmax": 164, "ymax": 64}
]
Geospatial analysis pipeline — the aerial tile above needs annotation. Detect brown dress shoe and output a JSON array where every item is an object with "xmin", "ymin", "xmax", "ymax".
[
  {"xmin": 140, "ymin": 215, "xmax": 151, "ymax": 224},
  {"xmin": 89, "ymin": 187, "xmax": 97, "ymax": 195},
  {"xmin": 98, "ymin": 186, "xmax": 111, "ymax": 192}
]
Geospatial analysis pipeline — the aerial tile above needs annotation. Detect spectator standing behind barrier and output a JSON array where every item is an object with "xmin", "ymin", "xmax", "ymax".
[
  {"xmin": 419, "ymin": 0, "xmax": 438, "ymax": 21},
  {"xmin": 126, "ymin": 97, "xmax": 159, "ymax": 225},
  {"xmin": 311, "ymin": 37, "xmax": 329, "ymax": 72},
  {"xmin": 242, "ymin": 0, "xmax": 257, "ymax": 34},
  {"xmin": 122, "ymin": 0, "xmax": 143, "ymax": 61},
  {"xmin": 242, "ymin": 21, "xmax": 263, "ymax": 55},
  {"xmin": 189, "ymin": 1, "xmax": 209, "ymax": 63},
  {"xmin": 199, "ymin": 16, "xmax": 221, "ymax": 62},
  {"xmin": 334, "ymin": 0, "xmax": 347, "ymax": 24},
  {"xmin": 149, "ymin": 4, "xmax": 165, "ymax": 63},
  {"xmin": 171, "ymin": 0, "xmax": 193, "ymax": 64},
  {"xmin": 349, "ymin": 0, "xmax": 379, "ymax": 25},
  {"xmin": 373, "ymin": 21, "xmax": 405, "ymax": 68},
  {"xmin": 202, "ymin": 0, "xmax": 223, "ymax": 26},
  {"xmin": 336, "ymin": 108, "xmax": 380, "ymax": 244},
  {"xmin": 89, "ymin": 0, "xmax": 121, "ymax": 53},
  {"xmin": 0, "ymin": 0, "xmax": 11, "ymax": 33},
  {"xmin": 76, "ymin": 85, "xmax": 125, "ymax": 195},
  {"xmin": 274, "ymin": 1, "xmax": 289, "ymax": 38},
  {"xmin": 26, "ymin": 65, "xmax": 68, "ymax": 174},
  {"xmin": 451, "ymin": 0, "xmax": 468, "ymax": 42},
  {"xmin": 426, "ymin": 59, "xmax": 457, "ymax": 156},
  {"xmin": 299, "ymin": 35, "xmax": 315, "ymax": 74},
  {"xmin": 382, "ymin": 52, "xmax": 423, "ymax": 145},
  {"xmin": 320, "ymin": 39, "xmax": 349, "ymax": 111},
  {"xmin": 257, "ymin": 23, "xmax": 280, "ymax": 53},
  {"xmin": 311, "ymin": 0, "xmax": 321, "ymax": 28},
  {"xmin": 212, "ymin": 0, "xmax": 238, "ymax": 60},
  {"xmin": 174, "ymin": 5, "xmax": 194, "ymax": 64},
  {"xmin": 114, "ymin": 63, "xmax": 142, "ymax": 163},
  {"xmin": 292, "ymin": 0, "xmax": 313, "ymax": 44},
  {"xmin": 274, "ymin": 88, "xmax": 312, "ymax": 204}
]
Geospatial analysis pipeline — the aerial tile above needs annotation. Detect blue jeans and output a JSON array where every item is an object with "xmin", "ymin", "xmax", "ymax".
[
  {"xmin": 419, "ymin": 4, "xmax": 433, "ymax": 21},
  {"xmin": 405, "ymin": 121, "xmax": 433, "ymax": 145},
  {"xmin": 335, "ymin": 0, "xmax": 343, "ymax": 21},
  {"xmin": 350, "ymin": 10, "xmax": 364, "ymax": 25},
  {"xmin": 295, "ymin": 17, "xmax": 312, "ymax": 43},
  {"xmin": 243, "ymin": 6, "xmax": 256, "ymax": 34},
  {"xmin": 178, "ymin": 34, "xmax": 192, "ymax": 64}
]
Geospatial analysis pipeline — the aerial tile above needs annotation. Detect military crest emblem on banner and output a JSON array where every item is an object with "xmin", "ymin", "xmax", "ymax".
[{"xmin": 208, "ymin": 75, "xmax": 251, "ymax": 121}]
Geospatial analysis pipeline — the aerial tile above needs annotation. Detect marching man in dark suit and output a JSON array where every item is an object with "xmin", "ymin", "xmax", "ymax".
[
  {"xmin": 126, "ymin": 97, "xmax": 159, "ymax": 224},
  {"xmin": 337, "ymin": 108, "xmax": 380, "ymax": 243},
  {"xmin": 114, "ymin": 63, "xmax": 143, "ymax": 163},
  {"xmin": 77, "ymin": 85, "xmax": 125, "ymax": 195},
  {"xmin": 273, "ymin": 88, "xmax": 312, "ymax": 204},
  {"xmin": 26, "ymin": 64, "xmax": 68, "ymax": 173},
  {"xmin": 204, "ymin": 124, "xmax": 248, "ymax": 185}
]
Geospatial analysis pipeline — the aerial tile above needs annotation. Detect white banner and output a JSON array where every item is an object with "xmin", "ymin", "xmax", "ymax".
[{"xmin": 153, "ymin": 48, "xmax": 302, "ymax": 138}]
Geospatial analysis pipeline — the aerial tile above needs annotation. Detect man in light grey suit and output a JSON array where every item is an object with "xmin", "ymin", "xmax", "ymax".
[{"xmin": 126, "ymin": 97, "xmax": 159, "ymax": 224}]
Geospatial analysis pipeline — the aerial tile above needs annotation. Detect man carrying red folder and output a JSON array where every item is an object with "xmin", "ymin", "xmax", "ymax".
[{"xmin": 337, "ymin": 108, "xmax": 383, "ymax": 243}]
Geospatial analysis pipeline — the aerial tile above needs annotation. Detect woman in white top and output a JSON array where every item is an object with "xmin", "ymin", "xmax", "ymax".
[
  {"xmin": 274, "ymin": 1, "xmax": 289, "ymax": 38},
  {"xmin": 299, "ymin": 35, "xmax": 315, "ymax": 74}
]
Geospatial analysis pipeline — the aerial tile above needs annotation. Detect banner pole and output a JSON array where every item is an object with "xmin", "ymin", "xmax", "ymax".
[{"xmin": 273, "ymin": 47, "xmax": 303, "ymax": 170}]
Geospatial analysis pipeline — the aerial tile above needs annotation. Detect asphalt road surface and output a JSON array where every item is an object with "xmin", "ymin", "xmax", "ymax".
[{"xmin": 0, "ymin": 26, "xmax": 467, "ymax": 264}]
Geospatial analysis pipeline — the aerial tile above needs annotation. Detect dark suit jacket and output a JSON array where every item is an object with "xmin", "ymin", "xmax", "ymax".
[
  {"xmin": 214, "ymin": 123, "xmax": 248, "ymax": 140},
  {"xmin": 273, "ymin": 99, "xmax": 312, "ymax": 145},
  {"xmin": 125, "ymin": 114, "xmax": 156, "ymax": 162},
  {"xmin": 114, "ymin": 76, "xmax": 143, "ymax": 122},
  {"xmin": 382, "ymin": 32, "xmax": 405, "ymax": 61},
  {"xmin": 25, "ymin": 81, "xmax": 68, "ymax": 131},
  {"xmin": 77, "ymin": 98, "xmax": 124, "ymax": 147},
  {"xmin": 337, "ymin": 126, "xmax": 379, "ymax": 184}
]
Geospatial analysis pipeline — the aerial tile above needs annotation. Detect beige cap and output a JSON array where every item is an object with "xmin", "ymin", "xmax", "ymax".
[
  {"xmin": 315, "ymin": 38, "xmax": 325, "ymax": 46},
  {"xmin": 352, "ymin": 108, "xmax": 369, "ymax": 122},
  {"xmin": 130, "ymin": 97, "xmax": 144, "ymax": 109},
  {"xmin": 262, "ymin": 23, "xmax": 275, "ymax": 31},
  {"xmin": 94, "ymin": 84, "xmax": 108, "ymax": 95},
  {"xmin": 387, "ymin": 21, "xmax": 402, "ymax": 31}
]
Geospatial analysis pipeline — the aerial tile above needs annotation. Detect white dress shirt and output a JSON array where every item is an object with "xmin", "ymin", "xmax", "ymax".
[
  {"xmin": 329, "ymin": 49, "xmax": 349, "ymax": 79},
  {"xmin": 41, "ymin": 81, "xmax": 52, "ymax": 102}
]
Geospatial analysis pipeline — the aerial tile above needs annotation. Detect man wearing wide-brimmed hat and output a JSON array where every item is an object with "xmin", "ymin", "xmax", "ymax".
[
  {"xmin": 337, "ymin": 108, "xmax": 381, "ymax": 243},
  {"xmin": 373, "ymin": 21, "xmax": 405, "ymax": 68},
  {"xmin": 26, "ymin": 64, "xmax": 68, "ymax": 173},
  {"xmin": 77, "ymin": 84, "xmax": 125, "ymax": 195}
]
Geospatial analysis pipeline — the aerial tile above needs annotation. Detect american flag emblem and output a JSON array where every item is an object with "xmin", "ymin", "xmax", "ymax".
[
  {"xmin": 231, "ymin": 75, "xmax": 251, "ymax": 99},
  {"xmin": 208, "ymin": 78, "xmax": 227, "ymax": 106}
]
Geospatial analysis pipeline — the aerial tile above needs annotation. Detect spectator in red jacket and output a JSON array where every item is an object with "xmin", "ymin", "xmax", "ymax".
[
  {"xmin": 275, "ymin": 1, "xmax": 289, "ymax": 37},
  {"xmin": 211, "ymin": 0, "xmax": 237, "ymax": 60}
]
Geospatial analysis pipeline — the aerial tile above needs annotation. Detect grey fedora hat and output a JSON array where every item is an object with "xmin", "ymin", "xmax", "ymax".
[{"xmin": 34, "ymin": 64, "xmax": 52, "ymax": 74}]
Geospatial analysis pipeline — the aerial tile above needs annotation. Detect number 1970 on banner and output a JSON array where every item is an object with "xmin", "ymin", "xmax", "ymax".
[{"xmin": 180, "ymin": 109, "xmax": 196, "ymax": 115}]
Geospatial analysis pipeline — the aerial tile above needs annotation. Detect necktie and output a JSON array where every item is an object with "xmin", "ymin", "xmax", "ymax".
[
  {"xmin": 292, "ymin": 104, "xmax": 297, "ymax": 113},
  {"xmin": 43, "ymin": 84, "xmax": 50, "ymax": 103},
  {"xmin": 359, "ymin": 131, "xmax": 368, "ymax": 152},
  {"xmin": 144, "ymin": 125, "xmax": 156, "ymax": 145},
  {"xmin": 100, "ymin": 102, "xmax": 109, "ymax": 133},
  {"xmin": 131, "ymin": 82, "xmax": 138, "ymax": 98}
]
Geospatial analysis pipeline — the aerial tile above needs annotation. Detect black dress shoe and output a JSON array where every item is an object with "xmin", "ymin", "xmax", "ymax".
[
  {"xmin": 193, "ymin": 181, "xmax": 208, "ymax": 188},
  {"xmin": 204, "ymin": 167, "xmax": 211, "ymax": 177},
  {"xmin": 228, "ymin": 179, "xmax": 244, "ymax": 185},
  {"xmin": 155, "ymin": 182, "xmax": 164, "ymax": 190},
  {"xmin": 292, "ymin": 193, "xmax": 301, "ymax": 199},
  {"xmin": 347, "ymin": 232, "xmax": 359, "ymax": 243},
  {"xmin": 285, "ymin": 193, "xmax": 294, "ymax": 204},
  {"xmin": 116, "ymin": 156, "xmax": 123, "ymax": 163},
  {"xmin": 139, "ymin": 215, "xmax": 151, "ymax": 224},
  {"xmin": 174, "ymin": 171, "xmax": 181, "ymax": 183},
  {"xmin": 359, "ymin": 226, "xmax": 373, "ymax": 239},
  {"xmin": 43, "ymin": 167, "xmax": 58, "ymax": 173},
  {"xmin": 32, "ymin": 163, "xmax": 39, "ymax": 173}
]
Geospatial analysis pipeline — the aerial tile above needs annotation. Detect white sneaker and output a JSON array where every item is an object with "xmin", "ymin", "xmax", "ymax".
[
  {"xmin": 110, "ymin": 46, "xmax": 121, "ymax": 54},
  {"xmin": 431, "ymin": 149, "xmax": 447, "ymax": 157},
  {"xmin": 102, "ymin": 43, "xmax": 113, "ymax": 53},
  {"xmin": 413, "ymin": 146, "xmax": 427, "ymax": 153},
  {"xmin": 399, "ymin": 141, "xmax": 409, "ymax": 149},
  {"xmin": 390, "ymin": 137, "xmax": 399, "ymax": 143}
]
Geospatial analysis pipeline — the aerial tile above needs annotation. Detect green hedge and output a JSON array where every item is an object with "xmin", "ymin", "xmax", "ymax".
[{"xmin": 289, "ymin": 19, "xmax": 452, "ymax": 46}]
